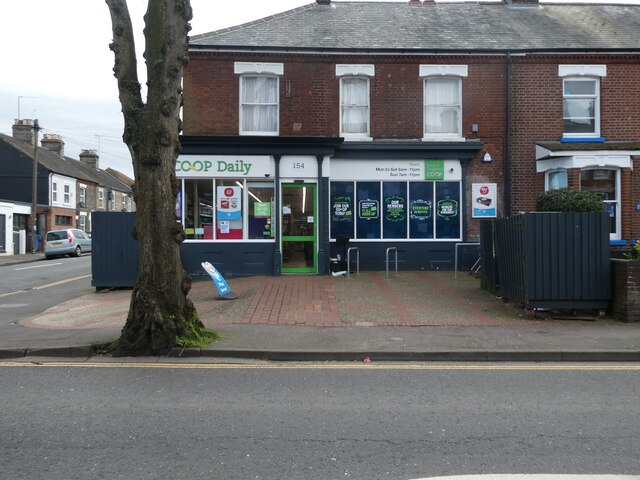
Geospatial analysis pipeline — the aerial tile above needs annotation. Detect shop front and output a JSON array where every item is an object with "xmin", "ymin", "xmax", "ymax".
[{"xmin": 177, "ymin": 136, "xmax": 482, "ymax": 277}]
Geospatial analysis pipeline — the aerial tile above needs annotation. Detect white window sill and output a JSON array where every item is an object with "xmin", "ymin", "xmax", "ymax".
[
  {"xmin": 342, "ymin": 135, "xmax": 373, "ymax": 142},
  {"xmin": 240, "ymin": 131, "xmax": 279, "ymax": 136},
  {"xmin": 422, "ymin": 135, "xmax": 466, "ymax": 142}
]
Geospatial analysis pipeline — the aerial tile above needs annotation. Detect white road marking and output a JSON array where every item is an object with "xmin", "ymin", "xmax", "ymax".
[
  {"xmin": 0, "ymin": 304, "xmax": 29, "ymax": 308},
  {"xmin": 0, "ymin": 274, "xmax": 91, "ymax": 298},
  {"xmin": 14, "ymin": 263, "xmax": 62, "ymax": 270}
]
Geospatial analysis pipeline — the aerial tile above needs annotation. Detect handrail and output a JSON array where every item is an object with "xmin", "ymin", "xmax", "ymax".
[
  {"xmin": 386, "ymin": 247, "xmax": 398, "ymax": 279},
  {"xmin": 347, "ymin": 247, "xmax": 359, "ymax": 276}
]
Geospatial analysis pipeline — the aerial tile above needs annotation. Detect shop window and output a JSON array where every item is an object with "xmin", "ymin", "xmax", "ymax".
[
  {"xmin": 247, "ymin": 181, "xmax": 275, "ymax": 239},
  {"xmin": 409, "ymin": 182, "xmax": 434, "ymax": 239},
  {"xmin": 240, "ymin": 76, "xmax": 279, "ymax": 135},
  {"xmin": 546, "ymin": 170, "xmax": 568, "ymax": 190},
  {"xmin": 580, "ymin": 168, "xmax": 620, "ymax": 239},
  {"xmin": 383, "ymin": 182, "xmax": 407, "ymax": 239},
  {"xmin": 424, "ymin": 77, "xmax": 462, "ymax": 138},
  {"xmin": 330, "ymin": 182, "xmax": 355, "ymax": 239},
  {"xmin": 356, "ymin": 182, "xmax": 381, "ymax": 239},
  {"xmin": 184, "ymin": 179, "xmax": 214, "ymax": 239},
  {"xmin": 216, "ymin": 180, "xmax": 243, "ymax": 239},
  {"xmin": 563, "ymin": 77, "xmax": 599, "ymax": 137},
  {"xmin": 340, "ymin": 77, "xmax": 370, "ymax": 138},
  {"xmin": 435, "ymin": 182, "xmax": 461, "ymax": 239}
]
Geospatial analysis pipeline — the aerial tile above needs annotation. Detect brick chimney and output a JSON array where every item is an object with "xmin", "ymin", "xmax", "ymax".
[
  {"xmin": 41, "ymin": 134, "xmax": 65, "ymax": 157},
  {"xmin": 80, "ymin": 149, "xmax": 99, "ymax": 169},
  {"xmin": 12, "ymin": 119, "xmax": 35, "ymax": 145}
]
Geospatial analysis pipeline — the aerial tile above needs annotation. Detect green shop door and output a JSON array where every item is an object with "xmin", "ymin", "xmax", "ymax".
[{"xmin": 281, "ymin": 183, "xmax": 317, "ymax": 274}]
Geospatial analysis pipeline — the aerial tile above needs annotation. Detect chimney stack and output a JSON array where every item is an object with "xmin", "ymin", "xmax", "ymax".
[
  {"xmin": 41, "ymin": 134, "xmax": 65, "ymax": 157},
  {"xmin": 80, "ymin": 149, "xmax": 99, "ymax": 169},
  {"xmin": 12, "ymin": 119, "xmax": 35, "ymax": 145}
]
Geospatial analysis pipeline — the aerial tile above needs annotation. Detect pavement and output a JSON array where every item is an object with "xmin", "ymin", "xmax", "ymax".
[{"xmin": 1, "ymin": 252, "xmax": 640, "ymax": 362}]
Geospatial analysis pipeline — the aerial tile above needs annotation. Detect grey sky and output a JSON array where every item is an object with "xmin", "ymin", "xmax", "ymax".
[{"xmin": 0, "ymin": 0, "xmax": 636, "ymax": 178}]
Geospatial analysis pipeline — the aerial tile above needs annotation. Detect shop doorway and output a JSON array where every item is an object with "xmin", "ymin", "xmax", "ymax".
[{"xmin": 281, "ymin": 183, "xmax": 316, "ymax": 273}]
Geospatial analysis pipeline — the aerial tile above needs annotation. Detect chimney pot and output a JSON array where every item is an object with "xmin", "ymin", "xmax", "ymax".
[
  {"xmin": 41, "ymin": 133, "xmax": 65, "ymax": 157},
  {"xmin": 80, "ymin": 149, "xmax": 100, "ymax": 169}
]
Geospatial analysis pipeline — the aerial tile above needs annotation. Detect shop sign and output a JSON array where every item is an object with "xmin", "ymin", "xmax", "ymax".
[
  {"xmin": 385, "ymin": 195, "xmax": 405, "ymax": 222},
  {"xmin": 358, "ymin": 199, "xmax": 379, "ymax": 219},
  {"xmin": 425, "ymin": 160, "xmax": 444, "ymax": 180},
  {"xmin": 410, "ymin": 199, "xmax": 432, "ymax": 220},
  {"xmin": 332, "ymin": 196, "xmax": 353, "ymax": 221},
  {"xmin": 176, "ymin": 155, "xmax": 272, "ymax": 177},
  {"xmin": 217, "ymin": 186, "xmax": 242, "ymax": 220},
  {"xmin": 437, "ymin": 197, "xmax": 459, "ymax": 220},
  {"xmin": 471, "ymin": 183, "xmax": 497, "ymax": 218}
]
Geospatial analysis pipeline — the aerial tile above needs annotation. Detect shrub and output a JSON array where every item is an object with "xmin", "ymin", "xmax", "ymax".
[{"xmin": 536, "ymin": 188, "xmax": 604, "ymax": 213}]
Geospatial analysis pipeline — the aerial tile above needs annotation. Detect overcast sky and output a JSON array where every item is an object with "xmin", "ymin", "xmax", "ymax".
[{"xmin": 0, "ymin": 0, "xmax": 637, "ymax": 178}]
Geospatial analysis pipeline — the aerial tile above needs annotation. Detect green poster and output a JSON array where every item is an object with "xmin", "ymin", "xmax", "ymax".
[
  {"xmin": 332, "ymin": 196, "xmax": 353, "ymax": 221},
  {"xmin": 385, "ymin": 195, "xmax": 405, "ymax": 222},
  {"xmin": 359, "ymin": 200, "xmax": 379, "ymax": 219},
  {"xmin": 254, "ymin": 201, "xmax": 271, "ymax": 218},
  {"xmin": 425, "ymin": 160, "xmax": 445, "ymax": 180}
]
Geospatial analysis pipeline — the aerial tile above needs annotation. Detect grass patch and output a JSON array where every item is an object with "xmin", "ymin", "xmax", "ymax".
[{"xmin": 176, "ymin": 323, "xmax": 220, "ymax": 349}]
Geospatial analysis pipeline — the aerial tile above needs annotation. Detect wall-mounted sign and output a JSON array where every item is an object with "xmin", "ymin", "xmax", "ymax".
[
  {"xmin": 176, "ymin": 155, "xmax": 273, "ymax": 178},
  {"xmin": 472, "ymin": 183, "xmax": 497, "ymax": 218},
  {"xmin": 331, "ymin": 159, "xmax": 461, "ymax": 181}
]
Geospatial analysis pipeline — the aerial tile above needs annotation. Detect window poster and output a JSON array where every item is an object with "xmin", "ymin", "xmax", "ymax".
[
  {"xmin": 331, "ymin": 182, "xmax": 354, "ymax": 239},
  {"xmin": 385, "ymin": 196, "xmax": 405, "ymax": 222},
  {"xmin": 254, "ymin": 201, "xmax": 271, "ymax": 218},
  {"xmin": 332, "ymin": 196, "xmax": 353, "ymax": 222},
  {"xmin": 358, "ymin": 200, "xmax": 379, "ymax": 219},
  {"xmin": 471, "ymin": 183, "xmax": 497, "ymax": 218},
  {"xmin": 435, "ymin": 182, "xmax": 461, "ymax": 239},
  {"xmin": 217, "ymin": 186, "xmax": 242, "ymax": 220}
]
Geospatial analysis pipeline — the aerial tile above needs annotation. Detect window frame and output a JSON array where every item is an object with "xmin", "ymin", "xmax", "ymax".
[
  {"xmin": 562, "ymin": 76, "xmax": 600, "ymax": 138},
  {"xmin": 52, "ymin": 182, "xmax": 58, "ymax": 203},
  {"xmin": 580, "ymin": 167, "xmax": 620, "ymax": 240},
  {"xmin": 239, "ymin": 75, "xmax": 280, "ymax": 136},
  {"xmin": 545, "ymin": 169, "xmax": 569, "ymax": 191},
  {"xmin": 339, "ymin": 76, "xmax": 371, "ymax": 140},
  {"xmin": 423, "ymin": 76, "xmax": 463, "ymax": 140}
]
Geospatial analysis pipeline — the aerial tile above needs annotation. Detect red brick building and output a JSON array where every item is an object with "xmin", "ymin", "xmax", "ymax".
[{"xmin": 178, "ymin": 0, "xmax": 640, "ymax": 276}]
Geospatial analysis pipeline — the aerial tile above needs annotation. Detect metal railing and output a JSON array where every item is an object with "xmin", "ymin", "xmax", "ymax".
[
  {"xmin": 454, "ymin": 242, "xmax": 480, "ymax": 278},
  {"xmin": 347, "ymin": 247, "xmax": 359, "ymax": 276},
  {"xmin": 385, "ymin": 247, "xmax": 398, "ymax": 278}
]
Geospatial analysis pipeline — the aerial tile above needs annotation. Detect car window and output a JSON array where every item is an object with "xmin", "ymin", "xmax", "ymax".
[
  {"xmin": 74, "ymin": 230, "xmax": 85, "ymax": 239},
  {"xmin": 47, "ymin": 231, "xmax": 66, "ymax": 241}
]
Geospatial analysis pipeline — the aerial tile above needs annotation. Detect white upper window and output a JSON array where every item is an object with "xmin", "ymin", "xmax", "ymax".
[
  {"xmin": 336, "ymin": 65, "xmax": 374, "ymax": 140},
  {"xmin": 420, "ymin": 65, "xmax": 467, "ymax": 141},
  {"xmin": 340, "ymin": 77, "xmax": 370, "ymax": 138},
  {"xmin": 52, "ymin": 182, "xmax": 58, "ymax": 203},
  {"xmin": 563, "ymin": 77, "xmax": 600, "ymax": 137},
  {"xmin": 235, "ymin": 62, "xmax": 283, "ymax": 136},
  {"xmin": 98, "ymin": 189, "xmax": 104, "ymax": 209},
  {"xmin": 64, "ymin": 184, "xmax": 71, "ymax": 204}
]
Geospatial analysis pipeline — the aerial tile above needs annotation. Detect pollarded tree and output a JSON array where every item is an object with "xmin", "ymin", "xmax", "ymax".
[{"xmin": 106, "ymin": 0, "xmax": 206, "ymax": 354}]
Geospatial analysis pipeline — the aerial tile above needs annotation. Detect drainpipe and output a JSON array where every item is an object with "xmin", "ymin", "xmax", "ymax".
[
  {"xmin": 316, "ymin": 154, "xmax": 325, "ymax": 274},
  {"xmin": 273, "ymin": 155, "xmax": 282, "ymax": 276},
  {"xmin": 504, "ymin": 51, "xmax": 512, "ymax": 217}
]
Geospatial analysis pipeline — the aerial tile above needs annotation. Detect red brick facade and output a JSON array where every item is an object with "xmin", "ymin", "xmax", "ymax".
[{"xmin": 183, "ymin": 51, "xmax": 640, "ymax": 242}]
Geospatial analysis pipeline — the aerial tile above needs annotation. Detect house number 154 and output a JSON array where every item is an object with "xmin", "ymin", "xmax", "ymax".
[{"xmin": 292, "ymin": 162, "xmax": 305, "ymax": 169}]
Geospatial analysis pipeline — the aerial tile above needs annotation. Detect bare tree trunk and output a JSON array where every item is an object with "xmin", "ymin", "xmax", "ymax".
[{"xmin": 106, "ymin": 0, "xmax": 200, "ymax": 354}]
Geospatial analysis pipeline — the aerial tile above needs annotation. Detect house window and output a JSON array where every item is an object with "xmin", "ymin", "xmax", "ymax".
[
  {"xmin": 79, "ymin": 215, "xmax": 86, "ymax": 231},
  {"xmin": 79, "ymin": 186, "xmax": 86, "ymax": 207},
  {"xmin": 52, "ymin": 182, "xmax": 58, "ymax": 203},
  {"xmin": 580, "ymin": 168, "xmax": 620, "ymax": 239},
  {"xmin": 239, "ymin": 76, "xmax": 279, "ymax": 135},
  {"xmin": 64, "ymin": 184, "xmax": 71, "ymax": 204},
  {"xmin": 55, "ymin": 215, "xmax": 72, "ymax": 225},
  {"xmin": 126, "ymin": 196, "xmax": 132, "ymax": 212},
  {"xmin": 424, "ymin": 77, "xmax": 462, "ymax": 138},
  {"xmin": 122, "ymin": 194, "xmax": 127, "ymax": 212},
  {"xmin": 98, "ymin": 189, "xmax": 104, "ymax": 209},
  {"xmin": 563, "ymin": 77, "xmax": 599, "ymax": 137},
  {"xmin": 340, "ymin": 77, "xmax": 370, "ymax": 138},
  {"xmin": 546, "ymin": 170, "xmax": 568, "ymax": 190}
]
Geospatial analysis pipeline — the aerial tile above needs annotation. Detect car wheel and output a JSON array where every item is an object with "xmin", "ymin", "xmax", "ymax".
[
  {"xmin": 45, "ymin": 255, "xmax": 53, "ymax": 260},
  {"xmin": 74, "ymin": 246, "xmax": 82, "ymax": 257}
]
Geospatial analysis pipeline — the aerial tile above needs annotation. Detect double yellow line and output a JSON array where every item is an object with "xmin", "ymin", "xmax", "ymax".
[{"xmin": 1, "ymin": 362, "xmax": 639, "ymax": 371}]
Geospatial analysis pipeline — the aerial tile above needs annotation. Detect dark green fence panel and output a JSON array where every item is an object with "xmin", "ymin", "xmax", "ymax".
[
  {"xmin": 493, "ymin": 212, "xmax": 610, "ymax": 309},
  {"xmin": 91, "ymin": 212, "xmax": 138, "ymax": 289},
  {"xmin": 479, "ymin": 219, "xmax": 499, "ymax": 296}
]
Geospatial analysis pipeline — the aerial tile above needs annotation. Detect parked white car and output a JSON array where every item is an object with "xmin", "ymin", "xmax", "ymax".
[{"xmin": 44, "ymin": 229, "xmax": 92, "ymax": 259}]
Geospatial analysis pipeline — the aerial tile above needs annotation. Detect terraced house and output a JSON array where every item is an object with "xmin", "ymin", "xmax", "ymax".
[{"xmin": 176, "ymin": 0, "xmax": 640, "ymax": 276}]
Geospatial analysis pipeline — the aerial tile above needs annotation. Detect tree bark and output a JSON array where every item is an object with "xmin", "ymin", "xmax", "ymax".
[{"xmin": 106, "ymin": 0, "xmax": 200, "ymax": 355}]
